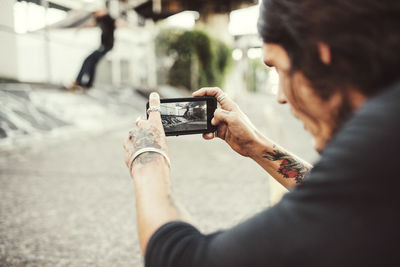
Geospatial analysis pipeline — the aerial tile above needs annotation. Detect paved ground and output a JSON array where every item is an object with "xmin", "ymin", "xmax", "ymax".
[{"xmin": 0, "ymin": 90, "xmax": 318, "ymax": 266}]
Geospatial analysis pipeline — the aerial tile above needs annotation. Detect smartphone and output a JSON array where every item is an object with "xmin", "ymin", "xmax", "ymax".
[{"xmin": 146, "ymin": 96, "xmax": 217, "ymax": 136}]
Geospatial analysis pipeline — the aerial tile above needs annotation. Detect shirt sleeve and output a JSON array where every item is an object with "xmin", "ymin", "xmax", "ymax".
[{"xmin": 145, "ymin": 190, "xmax": 334, "ymax": 267}]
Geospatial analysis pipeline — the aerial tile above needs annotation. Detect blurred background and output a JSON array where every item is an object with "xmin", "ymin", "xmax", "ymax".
[{"xmin": 0, "ymin": 0, "xmax": 318, "ymax": 266}]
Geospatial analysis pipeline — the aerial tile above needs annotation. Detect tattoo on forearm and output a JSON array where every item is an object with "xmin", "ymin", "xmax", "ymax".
[
  {"xmin": 132, "ymin": 127, "xmax": 164, "ymax": 166},
  {"xmin": 263, "ymin": 145, "xmax": 310, "ymax": 184},
  {"xmin": 134, "ymin": 152, "xmax": 163, "ymax": 165}
]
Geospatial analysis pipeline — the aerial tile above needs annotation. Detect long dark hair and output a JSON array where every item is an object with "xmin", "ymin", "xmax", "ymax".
[{"xmin": 258, "ymin": 0, "xmax": 400, "ymax": 100}]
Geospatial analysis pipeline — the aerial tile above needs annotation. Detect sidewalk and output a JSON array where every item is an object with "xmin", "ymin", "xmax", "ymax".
[{"xmin": 0, "ymin": 85, "xmax": 318, "ymax": 266}]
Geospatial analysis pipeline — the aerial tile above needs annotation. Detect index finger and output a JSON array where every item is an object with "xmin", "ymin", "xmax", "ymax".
[
  {"xmin": 192, "ymin": 87, "xmax": 222, "ymax": 98},
  {"xmin": 148, "ymin": 92, "xmax": 162, "ymax": 123},
  {"xmin": 192, "ymin": 87, "xmax": 237, "ymax": 111}
]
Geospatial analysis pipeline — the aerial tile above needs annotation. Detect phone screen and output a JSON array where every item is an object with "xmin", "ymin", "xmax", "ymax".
[
  {"xmin": 161, "ymin": 101, "xmax": 207, "ymax": 132},
  {"xmin": 146, "ymin": 96, "xmax": 217, "ymax": 136}
]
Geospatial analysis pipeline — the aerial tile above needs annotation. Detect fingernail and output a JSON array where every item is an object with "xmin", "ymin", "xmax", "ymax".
[{"xmin": 150, "ymin": 92, "xmax": 158, "ymax": 99}]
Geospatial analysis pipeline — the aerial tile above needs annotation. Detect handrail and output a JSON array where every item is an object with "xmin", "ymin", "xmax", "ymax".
[
  {"xmin": 0, "ymin": 23, "xmax": 141, "ymax": 50},
  {"xmin": 0, "ymin": 24, "xmax": 95, "ymax": 50}
]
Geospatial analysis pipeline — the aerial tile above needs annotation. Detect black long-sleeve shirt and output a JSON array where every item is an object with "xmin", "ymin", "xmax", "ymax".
[
  {"xmin": 96, "ymin": 14, "xmax": 115, "ymax": 50},
  {"xmin": 146, "ymin": 81, "xmax": 400, "ymax": 267}
]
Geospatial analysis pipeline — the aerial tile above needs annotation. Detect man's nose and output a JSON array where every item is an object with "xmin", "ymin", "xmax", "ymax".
[{"xmin": 277, "ymin": 86, "xmax": 288, "ymax": 104}]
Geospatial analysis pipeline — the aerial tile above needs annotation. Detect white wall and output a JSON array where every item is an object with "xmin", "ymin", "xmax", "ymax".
[
  {"xmin": 1, "ymin": 1, "xmax": 157, "ymax": 88},
  {"xmin": 0, "ymin": 0, "xmax": 18, "ymax": 80},
  {"xmin": 14, "ymin": 26, "xmax": 157, "ymax": 88}
]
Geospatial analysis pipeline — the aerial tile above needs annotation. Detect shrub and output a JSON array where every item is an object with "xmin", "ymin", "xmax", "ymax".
[{"xmin": 156, "ymin": 28, "xmax": 232, "ymax": 91}]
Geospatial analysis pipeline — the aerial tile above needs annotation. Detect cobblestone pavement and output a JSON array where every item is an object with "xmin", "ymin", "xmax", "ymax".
[{"xmin": 0, "ymin": 92, "xmax": 318, "ymax": 266}]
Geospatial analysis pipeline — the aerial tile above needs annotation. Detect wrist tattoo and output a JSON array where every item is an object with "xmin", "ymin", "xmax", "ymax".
[
  {"xmin": 132, "ymin": 127, "xmax": 164, "ymax": 167},
  {"xmin": 134, "ymin": 152, "xmax": 163, "ymax": 165},
  {"xmin": 263, "ymin": 146, "xmax": 311, "ymax": 184}
]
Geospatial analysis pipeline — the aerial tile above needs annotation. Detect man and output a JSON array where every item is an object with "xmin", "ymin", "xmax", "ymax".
[
  {"xmin": 123, "ymin": 0, "xmax": 400, "ymax": 266},
  {"xmin": 68, "ymin": 9, "xmax": 115, "ymax": 91}
]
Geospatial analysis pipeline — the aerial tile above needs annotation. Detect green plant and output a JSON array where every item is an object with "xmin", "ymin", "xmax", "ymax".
[
  {"xmin": 247, "ymin": 58, "xmax": 271, "ymax": 93},
  {"xmin": 156, "ymin": 28, "xmax": 232, "ymax": 91}
]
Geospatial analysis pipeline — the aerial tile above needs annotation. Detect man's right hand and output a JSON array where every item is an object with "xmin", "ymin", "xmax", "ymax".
[{"xmin": 192, "ymin": 87, "xmax": 262, "ymax": 158}]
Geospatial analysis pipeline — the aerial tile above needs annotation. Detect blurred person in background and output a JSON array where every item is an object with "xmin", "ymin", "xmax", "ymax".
[
  {"xmin": 67, "ymin": 9, "xmax": 115, "ymax": 91},
  {"xmin": 123, "ymin": 0, "xmax": 400, "ymax": 266}
]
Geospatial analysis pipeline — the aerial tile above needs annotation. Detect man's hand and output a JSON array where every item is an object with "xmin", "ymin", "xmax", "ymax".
[
  {"xmin": 193, "ymin": 87, "xmax": 312, "ymax": 189},
  {"xmin": 123, "ymin": 92, "xmax": 169, "ymax": 176},
  {"xmin": 123, "ymin": 92, "xmax": 179, "ymax": 254},
  {"xmin": 192, "ymin": 87, "xmax": 262, "ymax": 158}
]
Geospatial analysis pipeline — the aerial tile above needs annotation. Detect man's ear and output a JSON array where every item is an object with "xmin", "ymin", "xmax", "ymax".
[{"xmin": 317, "ymin": 42, "xmax": 331, "ymax": 65}]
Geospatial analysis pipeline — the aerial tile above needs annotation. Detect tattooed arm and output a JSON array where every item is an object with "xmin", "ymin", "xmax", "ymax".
[
  {"xmin": 124, "ymin": 93, "xmax": 189, "ymax": 255},
  {"xmin": 250, "ymin": 135, "xmax": 312, "ymax": 189},
  {"xmin": 193, "ymin": 87, "xmax": 312, "ymax": 189}
]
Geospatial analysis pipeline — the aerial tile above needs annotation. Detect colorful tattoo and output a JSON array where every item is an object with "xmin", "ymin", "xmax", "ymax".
[{"xmin": 263, "ymin": 146, "xmax": 310, "ymax": 184}]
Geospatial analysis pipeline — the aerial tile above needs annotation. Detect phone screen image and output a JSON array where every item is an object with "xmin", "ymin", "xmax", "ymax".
[
  {"xmin": 146, "ymin": 96, "xmax": 217, "ymax": 136},
  {"xmin": 161, "ymin": 101, "xmax": 207, "ymax": 132}
]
